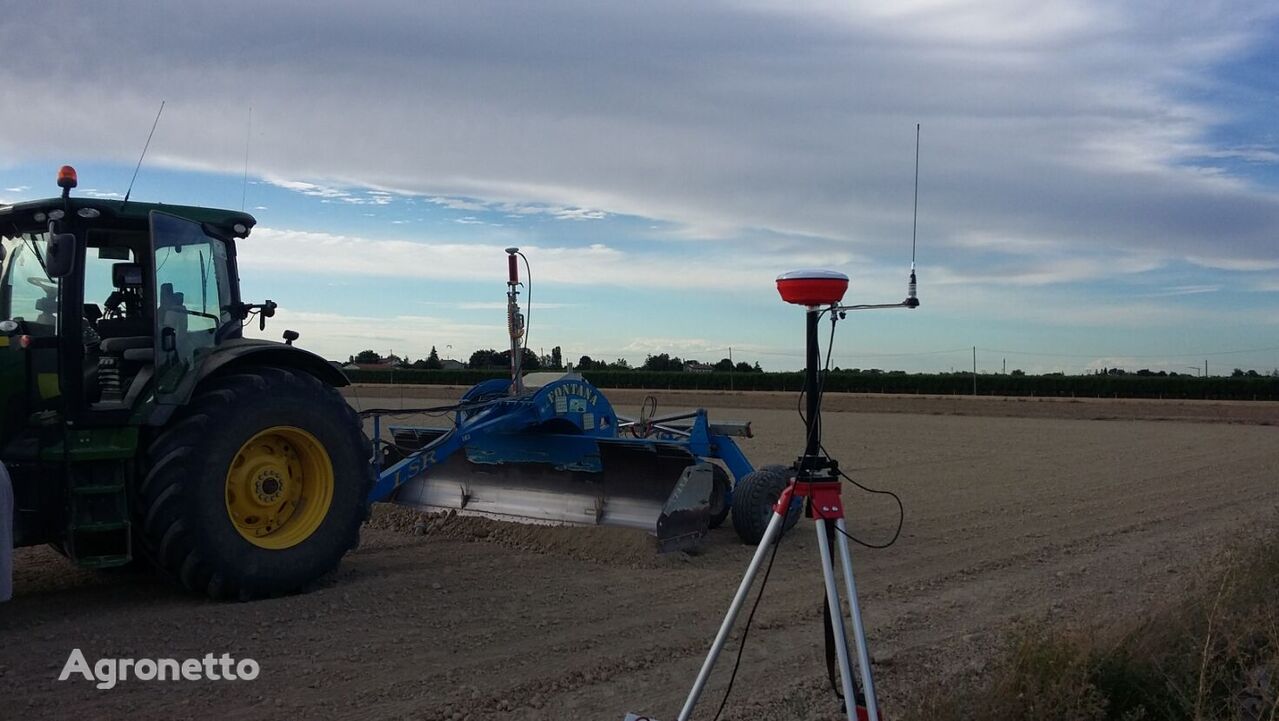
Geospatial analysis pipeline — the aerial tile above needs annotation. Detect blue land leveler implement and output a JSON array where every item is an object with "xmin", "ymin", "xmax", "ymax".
[{"xmin": 363, "ymin": 250, "xmax": 773, "ymax": 551}]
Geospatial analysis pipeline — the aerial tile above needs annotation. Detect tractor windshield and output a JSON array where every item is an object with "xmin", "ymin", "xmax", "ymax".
[{"xmin": 0, "ymin": 234, "xmax": 59, "ymax": 337}]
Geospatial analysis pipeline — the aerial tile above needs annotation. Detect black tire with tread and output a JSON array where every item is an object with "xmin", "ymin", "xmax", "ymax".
[
  {"xmin": 707, "ymin": 464, "xmax": 732, "ymax": 530},
  {"xmin": 731, "ymin": 464, "xmax": 801, "ymax": 545},
  {"xmin": 139, "ymin": 366, "xmax": 372, "ymax": 600}
]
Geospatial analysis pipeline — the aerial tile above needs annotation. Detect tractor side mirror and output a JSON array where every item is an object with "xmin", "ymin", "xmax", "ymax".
[
  {"xmin": 45, "ymin": 222, "xmax": 77, "ymax": 279},
  {"xmin": 259, "ymin": 300, "xmax": 277, "ymax": 331}
]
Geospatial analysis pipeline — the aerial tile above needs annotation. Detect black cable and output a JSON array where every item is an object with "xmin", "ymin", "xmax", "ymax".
[
  {"xmin": 634, "ymin": 395, "xmax": 658, "ymax": 437},
  {"xmin": 825, "ymin": 458, "xmax": 905, "ymax": 550},
  {"xmin": 380, "ymin": 438, "xmax": 448, "ymax": 458},
  {"xmin": 357, "ymin": 397, "xmax": 502, "ymax": 418},
  {"xmin": 808, "ymin": 308, "xmax": 906, "ymax": 550},
  {"xmin": 795, "ymin": 307, "xmax": 836, "ymax": 430},
  {"xmin": 518, "ymin": 251, "xmax": 532, "ymax": 365},
  {"xmin": 711, "ymin": 524, "xmax": 786, "ymax": 721}
]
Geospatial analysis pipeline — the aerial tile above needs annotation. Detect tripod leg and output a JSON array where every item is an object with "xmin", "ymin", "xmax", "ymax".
[
  {"xmin": 814, "ymin": 519, "xmax": 859, "ymax": 720},
  {"xmin": 677, "ymin": 508, "xmax": 788, "ymax": 721},
  {"xmin": 834, "ymin": 518, "xmax": 880, "ymax": 721}
]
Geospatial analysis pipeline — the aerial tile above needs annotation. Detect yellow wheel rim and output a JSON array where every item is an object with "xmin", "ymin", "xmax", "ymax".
[{"xmin": 224, "ymin": 426, "xmax": 335, "ymax": 550}]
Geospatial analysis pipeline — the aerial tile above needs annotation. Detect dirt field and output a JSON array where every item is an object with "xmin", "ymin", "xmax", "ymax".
[{"xmin": 3, "ymin": 389, "xmax": 1278, "ymax": 720}]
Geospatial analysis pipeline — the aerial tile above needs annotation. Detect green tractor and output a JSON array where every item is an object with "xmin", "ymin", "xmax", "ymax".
[{"xmin": 0, "ymin": 167, "xmax": 372, "ymax": 600}]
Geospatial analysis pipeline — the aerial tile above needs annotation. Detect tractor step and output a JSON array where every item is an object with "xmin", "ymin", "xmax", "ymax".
[
  {"xmin": 76, "ymin": 554, "xmax": 133, "ymax": 569},
  {"xmin": 71, "ymin": 483, "xmax": 126, "ymax": 494},
  {"xmin": 67, "ymin": 521, "xmax": 133, "ymax": 568},
  {"xmin": 65, "ymin": 463, "xmax": 133, "ymax": 567}
]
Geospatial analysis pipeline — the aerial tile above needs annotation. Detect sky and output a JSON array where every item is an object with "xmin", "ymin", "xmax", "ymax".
[{"xmin": 2, "ymin": 1, "xmax": 1278, "ymax": 374}]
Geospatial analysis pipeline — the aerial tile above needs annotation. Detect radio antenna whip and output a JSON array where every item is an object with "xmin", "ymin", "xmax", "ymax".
[
  {"xmin": 907, "ymin": 123, "xmax": 920, "ymax": 306},
  {"xmin": 241, "ymin": 106, "xmax": 252, "ymax": 211},
  {"xmin": 123, "ymin": 100, "xmax": 165, "ymax": 205},
  {"xmin": 911, "ymin": 123, "xmax": 920, "ymax": 265}
]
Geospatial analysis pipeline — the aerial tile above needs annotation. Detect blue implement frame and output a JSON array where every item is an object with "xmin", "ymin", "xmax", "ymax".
[{"xmin": 365, "ymin": 376, "xmax": 755, "ymax": 510}]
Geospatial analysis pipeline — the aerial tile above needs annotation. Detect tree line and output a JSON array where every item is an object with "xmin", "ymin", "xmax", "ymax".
[
  {"xmin": 341, "ymin": 365, "xmax": 1279, "ymax": 401},
  {"xmin": 345, "ymin": 347, "xmax": 765, "ymax": 373}
]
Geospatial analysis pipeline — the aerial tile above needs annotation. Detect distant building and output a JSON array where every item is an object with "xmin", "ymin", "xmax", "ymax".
[
  {"xmin": 344, "ymin": 362, "xmax": 402, "ymax": 372},
  {"xmin": 440, "ymin": 359, "xmax": 465, "ymax": 370},
  {"xmin": 684, "ymin": 362, "xmax": 713, "ymax": 373}
]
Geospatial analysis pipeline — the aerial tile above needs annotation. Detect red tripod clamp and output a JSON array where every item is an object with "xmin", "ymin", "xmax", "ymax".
[{"xmin": 773, "ymin": 475, "xmax": 845, "ymax": 520}]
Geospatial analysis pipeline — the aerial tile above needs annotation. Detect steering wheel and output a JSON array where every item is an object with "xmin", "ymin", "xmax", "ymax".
[
  {"xmin": 178, "ymin": 308, "xmax": 220, "ymax": 322},
  {"xmin": 26, "ymin": 276, "xmax": 58, "ymax": 293}
]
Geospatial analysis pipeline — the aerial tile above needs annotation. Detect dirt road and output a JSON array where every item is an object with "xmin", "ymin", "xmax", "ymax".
[{"xmin": 3, "ymin": 391, "xmax": 1277, "ymax": 720}]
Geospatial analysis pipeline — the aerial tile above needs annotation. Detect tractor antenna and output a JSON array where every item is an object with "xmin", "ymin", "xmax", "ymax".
[
  {"xmin": 911, "ymin": 123, "xmax": 920, "ymax": 267},
  {"xmin": 907, "ymin": 123, "xmax": 920, "ymax": 307},
  {"xmin": 241, "ymin": 106, "xmax": 252, "ymax": 211},
  {"xmin": 123, "ymin": 100, "xmax": 165, "ymax": 205}
]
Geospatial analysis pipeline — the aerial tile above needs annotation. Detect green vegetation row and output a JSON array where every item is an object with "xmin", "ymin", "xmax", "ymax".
[
  {"xmin": 910, "ymin": 526, "xmax": 1279, "ymax": 721},
  {"xmin": 342, "ymin": 368, "xmax": 1279, "ymax": 401}
]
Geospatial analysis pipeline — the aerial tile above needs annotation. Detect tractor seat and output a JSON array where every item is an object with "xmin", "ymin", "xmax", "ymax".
[
  {"xmin": 99, "ymin": 336, "xmax": 155, "ymax": 363},
  {"xmin": 99, "ymin": 336, "xmax": 151, "ymax": 354},
  {"xmin": 96, "ymin": 316, "xmax": 150, "ymax": 339}
]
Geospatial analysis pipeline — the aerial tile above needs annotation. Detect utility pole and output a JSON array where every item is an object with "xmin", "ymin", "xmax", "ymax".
[
  {"xmin": 729, "ymin": 346, "xmax": 734, "ymax": 391},
  {"xmin": 972, "ymin": 346, "xmax": 977, "ymax": 396},
  {"xmin": 1205, "ymin": 359, "xmax": 1209, "ymax": 378},
  {"xmin": 1002, "ymin": 357, "xmax": 1006, "ymax": 374}
]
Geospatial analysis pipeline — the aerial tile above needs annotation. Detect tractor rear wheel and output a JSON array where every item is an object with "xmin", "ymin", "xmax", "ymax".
[
  {"xmin": 731, "ymin": 464, "xmax": 801, "ymax": 545},
  {"xmin": 140, "ymin": 366, "xmax": 372, "ymax": 600}
]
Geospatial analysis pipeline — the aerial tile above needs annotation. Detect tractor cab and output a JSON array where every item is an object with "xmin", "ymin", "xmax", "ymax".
[
  {"xmin": 0, "ymin": 167, "xmax": 273, "ymax": 431},
  {"xmin": 0, "ymin": 168, "xmax": 361, "ymax": 595},
  {"xmin": 0, "ymin": 167, "xmax": 343, "ymax": 567}
]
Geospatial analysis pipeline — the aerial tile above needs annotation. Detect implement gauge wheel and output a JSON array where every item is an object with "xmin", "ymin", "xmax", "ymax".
[
  {"xmin": 140, "ymin": 366, "xmax": 372, "ymax": 599},
  {"xmin": 731, "ymin": 464, "xmax": 801, "ymax": 545}
]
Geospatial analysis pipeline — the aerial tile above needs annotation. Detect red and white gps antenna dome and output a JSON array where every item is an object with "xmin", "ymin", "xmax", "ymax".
[{"xmin": 776, "ymin": 269, "xmax": 849, "ymax": 307}]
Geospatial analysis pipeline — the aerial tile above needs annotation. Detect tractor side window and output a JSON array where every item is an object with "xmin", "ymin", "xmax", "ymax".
[
  {"xmin": 0, "ymin": 235, "xmax": 59, "ymax": 337},
  {"xmin": 150, "ymin": 213, "xmax": 233, "ymax": 397}
]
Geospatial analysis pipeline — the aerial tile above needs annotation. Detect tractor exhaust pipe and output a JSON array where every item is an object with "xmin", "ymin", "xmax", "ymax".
[{"xmin": 505, "ymin": 247, "xmax": 525, "ymax": 394}]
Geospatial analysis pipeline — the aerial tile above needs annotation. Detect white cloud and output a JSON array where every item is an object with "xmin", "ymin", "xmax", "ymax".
[
  {"xmin": 551, "ymin": 207, "xmax": 607, "ymax": 221},
  {"xmin": 240, "ymin": 226, "xmax": 817, "ymax": 291},
  {"xmin": 421, "ymin": 301, "xmax": 577, "ymax": 310},
  {"xmin": 1186, "ymin": 256, "xmax": 1279, "ymax": 272},
  {"xmin": 265, "ymin": 179, "xmax": 349, "ymax": 199},
  {"xmin": 615, "ymin": 337, "xmax": 782, "ymax": 359},
  {"xmin": 1195, "ymin": 146, "xmax": 1279, "ymax": 164},
  {"xmin": 264, "ymin": 178, "xmax": 396, "ymax": 206},
  {"xmin": 243, "ymin": 308, "xmax": 500, "ymax": 361},
  {"xmin": 5, "ymin": 1, "xmax": 1274, "ymax": 273},
  {"xmin": 929, "ymin": 254, "xmax": 1164, "ymax": 287},
  {"xmin": 1135, "ymin": 284, "xmax": 1220, "ymax": 298},
  {"xmin": 426, "ymin": 196, "xmax": 490, "ymax": 212},
  {"xmin": 1, "ymin": 0, "xmax": 1278, "ymax": 359}
]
